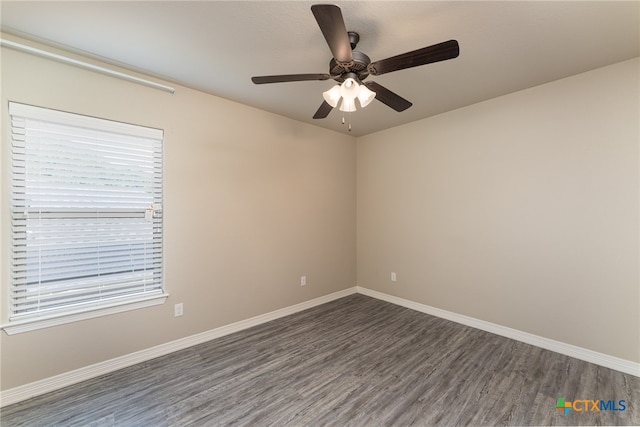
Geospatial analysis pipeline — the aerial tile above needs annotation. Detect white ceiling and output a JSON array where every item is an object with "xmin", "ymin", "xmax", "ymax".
[{"xmin": 1, "ymin": 1, "xmax": 639, "ymax": 136}]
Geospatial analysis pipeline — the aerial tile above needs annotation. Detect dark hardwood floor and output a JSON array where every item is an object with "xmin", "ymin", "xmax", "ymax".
[{"xmin": 1, "ymin": 294, "xmax": 639, "ymax": 426}]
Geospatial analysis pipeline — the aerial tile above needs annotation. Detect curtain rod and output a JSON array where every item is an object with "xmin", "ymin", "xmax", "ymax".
[{"xmin": 0, "ymin": 38, "xmax": 176, "ymax": 94}]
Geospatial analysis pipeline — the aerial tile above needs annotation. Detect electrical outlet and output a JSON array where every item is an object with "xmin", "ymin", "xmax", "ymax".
[
  {"xmin": 174, "ymin": 303, "xmax": 183, "ymax": 317},
  {"xmin": 300, "ymin": 275, "xmax": 307, "ymax": 286},
  {"xmin": 391, "ymin": 272, "xmax": 397, "ymax": 282}
]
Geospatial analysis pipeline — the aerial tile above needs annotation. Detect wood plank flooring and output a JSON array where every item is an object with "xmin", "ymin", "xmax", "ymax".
[{"xmin": 2, "ymin": 294, "xmax": 639, "ymax": 426}]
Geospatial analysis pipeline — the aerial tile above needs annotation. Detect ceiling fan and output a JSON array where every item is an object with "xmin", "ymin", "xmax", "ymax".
[{"xmin": 251, "ymin": 4, "xmax": 460, "ymax": 120}]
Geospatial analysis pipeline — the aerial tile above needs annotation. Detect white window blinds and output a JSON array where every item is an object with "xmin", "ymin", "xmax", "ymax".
[{"xmin": 9, "ymin": 102, "xmax": 164, "ymax": 321}]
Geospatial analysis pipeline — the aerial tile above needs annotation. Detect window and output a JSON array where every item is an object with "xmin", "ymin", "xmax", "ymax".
[{"xmin": 5, "ymin": 102, "xmax": 166, "ymax": 333}]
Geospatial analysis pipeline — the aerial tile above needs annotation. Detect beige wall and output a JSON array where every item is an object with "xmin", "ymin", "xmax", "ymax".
[
  {"xmin": 0, "ymin": 37, "xmax": 357, "ymax": 390},
  {"xmin": 357, "ymin": 58, "xmax": 640, "ymax": 363}
]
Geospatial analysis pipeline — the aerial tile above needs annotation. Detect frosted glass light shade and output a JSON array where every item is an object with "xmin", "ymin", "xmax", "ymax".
[
  {"xmin": 322, "ymin": 85, "xmax": 342, "ymax": 108},
  {"xmin": 357, "ymin": 84, "xmax": 376, "ymax": 108},
  {"xmin": 340, "ymin": 78, "xmax": 359, "ymax": 102},
  {"xmin": 339, "ymin": 98, "xmax": 356, "ymax": 112}
]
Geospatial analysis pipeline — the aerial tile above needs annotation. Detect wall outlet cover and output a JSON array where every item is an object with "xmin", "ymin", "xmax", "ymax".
[{"xmin": 174, "ymin": 303, "xmax": 184, "ymax": 317}]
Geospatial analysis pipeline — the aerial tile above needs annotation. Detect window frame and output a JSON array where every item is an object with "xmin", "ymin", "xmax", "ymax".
[{"xmin": 2, "ymin": 102, "xmax": 168, "ymax": 335}]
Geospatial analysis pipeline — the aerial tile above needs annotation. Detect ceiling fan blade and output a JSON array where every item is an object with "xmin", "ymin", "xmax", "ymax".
[
  {"xmin": 313, "ymin": 101, "xmax": 333, "ymax": 119},
  {"xmin": 311, "ymin": 4, "xmax": 353, "ymax": 64},
  {"xmin": 368, "ymin": 40, "xmax": 459, "ymax": 76},
  {"xmin": 364, "ymin": 81, "xmax": 412, "ymax": 112},
  {"xmin": 251, "ymin": 74, "xmax": 330, "ymax": 84}
]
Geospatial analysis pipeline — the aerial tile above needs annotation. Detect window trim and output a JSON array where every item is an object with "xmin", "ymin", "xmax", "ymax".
[{"xmin": 1, "ymin": 293, "xmax": 169, "ymax": 335}]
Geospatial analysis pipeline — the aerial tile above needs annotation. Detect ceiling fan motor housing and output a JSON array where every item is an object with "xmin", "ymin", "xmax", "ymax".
[{"xmin": 330, "ymin": 50, "xmax": 371, "ymax": 82}]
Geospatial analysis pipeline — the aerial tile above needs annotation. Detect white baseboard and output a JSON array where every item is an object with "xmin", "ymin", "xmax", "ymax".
[
  {"xmin": 0, "ymin": 287, "xmax": 357, "ymax": 407},
  {"xmin": 356, "ymin": 286, "xmax": 640, "ymax": 378}
]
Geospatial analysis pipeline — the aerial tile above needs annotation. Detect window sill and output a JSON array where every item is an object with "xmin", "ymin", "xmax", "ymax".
[{"xmin": 1, "ymin": 293, "xmax": 169, "ymax": 335}]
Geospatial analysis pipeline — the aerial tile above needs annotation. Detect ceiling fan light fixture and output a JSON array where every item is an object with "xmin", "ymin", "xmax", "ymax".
[
  {"xmin": 322, "ymin": 84, "xmax": 342, "ymax": 108},
  {"xmin": 325, "ymin": 73, "xmax": 376, "ymax": 113}
]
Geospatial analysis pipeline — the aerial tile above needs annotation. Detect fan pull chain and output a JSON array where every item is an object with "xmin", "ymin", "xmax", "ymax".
[{"xmin": 341, "ymin": 114, "xmax": 352, "ymax": 132}]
